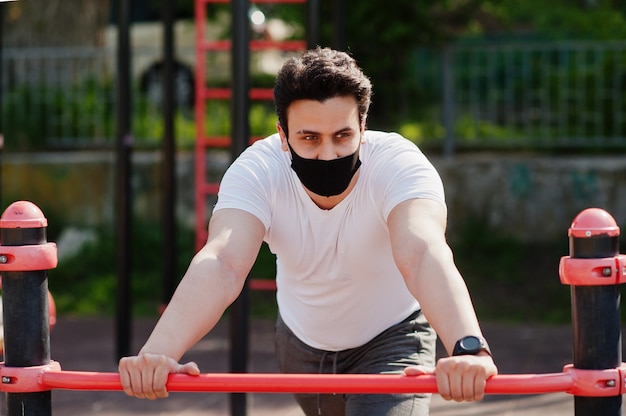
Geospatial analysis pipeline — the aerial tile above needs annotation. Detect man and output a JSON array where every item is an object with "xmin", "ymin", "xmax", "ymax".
[{"xmin": 119, "ymin": 47, "xmax": 497, "ymax": 415}]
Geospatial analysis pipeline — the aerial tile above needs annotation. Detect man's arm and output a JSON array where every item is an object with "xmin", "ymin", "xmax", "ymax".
[
  {"xmin": 387, "ymin": 198, "xmax": 497, "ymax": 402},
  {"xmin": 119, "ymin": 208, "xmax": 265, "ymax": 399}
]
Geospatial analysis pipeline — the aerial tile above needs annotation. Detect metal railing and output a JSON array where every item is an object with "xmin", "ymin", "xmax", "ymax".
[
  {"xmin": 2, "ymin": 47, "xmax": 116, "ymax": 150},
  {"xmin": 410, "ymin": 41, "xmax": 626, "ymax": 153},
  {"xmin": 1, "ymin": 46, "xmax": 199, "ymax": 151},
  {"xmin": 2, "ymin": 41, "xmax": 626, "ymax": 152}
]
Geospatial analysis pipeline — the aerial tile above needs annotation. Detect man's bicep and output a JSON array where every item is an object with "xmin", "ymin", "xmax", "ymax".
[
  {"xmin": 387, "ymin": 199, "xmax": 448, "ymax": 272},
  {"xmin": 205, "ymin": 208, "xmax": 266, "ymax": 278},
  {"xmin": 388, "ymin": 198, "xmax": 447, "ymax": 242}
]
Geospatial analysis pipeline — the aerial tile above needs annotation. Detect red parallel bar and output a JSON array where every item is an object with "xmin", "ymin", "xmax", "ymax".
[
  {"xmin": 249, "ymin": 279, "xmax": 277, "ymax": 291},
  {"xmin": 202, "ymin": 88, "xmax": 231, "ymax": 99},
  {"xmin": 198, "ymin": 135, "xmax": 231, "ymax": 148},
  {"xmin": 200, "ymin": 183, "xmax": 220, "ymax": 195},
  {"xmin": 197, "ymin": 228, "xmax": 208, "ymax": 249},
  {"xmin": 250, "ymin": 136, "xmax": 265, "ymax": 143},
  {"xmin": 197, "ymin": 136, "xmax": 264, "ymax": 148},
  {"xmin": 250, "ymin": 88, "xmax": 273, "ymax": 100},
  {"xmin": 250, "ymin": 40, "xmax": 306, "ymax": 51},
  {"xmin": 201, "ymin": 88, "xmax": 273, "ymax": 101},
  {"xmin": 40, "ymin": 372, "xmax": 574, "ymax": 395},
  {"xmin": 200, "ymin": 40, "xmax": 306, "ymax": 52},
  {"xmin": 201, "ymin": 40, "xmax": 230, "ymax": 51}
]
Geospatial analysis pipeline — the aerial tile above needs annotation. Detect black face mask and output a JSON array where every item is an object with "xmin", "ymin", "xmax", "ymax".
[{"xmin": 287, "ymin": 140, "xmax": 362, "ymax": 197}]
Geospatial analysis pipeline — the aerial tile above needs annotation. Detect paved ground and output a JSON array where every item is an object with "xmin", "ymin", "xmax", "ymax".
[{"xmin": 3, "ymin": 316, "xmax": 625, "ymax": 415}]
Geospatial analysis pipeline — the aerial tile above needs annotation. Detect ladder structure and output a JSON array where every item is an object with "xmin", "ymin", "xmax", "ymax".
[{"xmin": 194, "ymin": 0, "xmax": 309, "ymax": 251}]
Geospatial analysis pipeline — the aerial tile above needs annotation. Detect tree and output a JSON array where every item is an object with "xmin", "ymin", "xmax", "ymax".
[
  {"xmin": 484, "ymin": 0, "xmax": 626, "ymax": 41},
  {"xmin": 338, "ymin": 0, "xmax": 486, "ymax": 128},
  {"xmin": 332, "ymin": 0, "xmax": 626, "ymax": 129}
]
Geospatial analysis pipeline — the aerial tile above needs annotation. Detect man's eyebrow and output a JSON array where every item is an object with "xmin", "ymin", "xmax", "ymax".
[
  {"xmin": 294, "ymin": 129, "xmax": 319, "ymax": 135},
  {"xmin": 294, "ymin": 127, "xmax": 354, "ymax": 135}
]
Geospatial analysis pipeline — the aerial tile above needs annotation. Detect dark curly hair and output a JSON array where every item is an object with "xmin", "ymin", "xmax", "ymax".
[{"xmin": 273, "ymin": 47, "xmax": 372, "ymax": 136}]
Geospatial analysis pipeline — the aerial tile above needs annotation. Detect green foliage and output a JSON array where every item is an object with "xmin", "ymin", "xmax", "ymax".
[
  {"xmin": 452, "ymin": 217, "xmax": 626, "ymax": 324},
  {"xmin": 454, "ymin": 114, "xmax": 524, "ymax": 145},
  {"xmin": 249, "ymin": 243, "xmax": 279, "ymax": 319},
  {"xmin": 486, "ymin": 0, "xmax": 626, "ymax": 40},
  {"xmin": 3, "ymin": 80, "xmax": 278, "ymax": 151},
  {"xmin": 250, "ymin": 243, "xmax": 277, "ymax": 280},
  {"xmin": 399, "ymin": 113, "xmax": 524, "ymax": 149},
  {"xmin": 250, "ymin": 102, "xmax": 279, "ymax": 137},
  {"xmin": 5, "ymin": 1, "xmax": 626, "ymax": 151},
  {"xmin": 336, "ymin": 0, "xmax": 626, "ymax": 132},
  {"xmin": 450, "ymin": 220, "xmax": 572, "ymax": 324},
  {"xmin": 398, "ymin": 41, "xmax": 626, "ymax": 151},
  {"xmin": 48, "ymin": 229, "xmax": 117, "ymax": 315},
  {"xmin": 398, "ymin": 121, "xmax": 444, "ymax": 147},
  {"xmin": 340, "ymin": 1, "xmax": 486, "ymax": 128},
  {"xmin": 3, "ymin": 78, "xmax": 114, "ymax": 150},
  {"xmin": 134, "ymin": 99, "xmax": 276, "ymax": 148},
  {"xmin": 49, "ymin": 218, "xmax": 196, "ymax": 316},
  {"xmin": 48, "ymin": 219, "xmax": 279, "ymax": 318}
]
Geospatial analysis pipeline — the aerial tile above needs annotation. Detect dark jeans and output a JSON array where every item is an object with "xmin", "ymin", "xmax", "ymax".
[{"xmin": 274, "ymin": 310, "xmax": 436, "ymax": 416}]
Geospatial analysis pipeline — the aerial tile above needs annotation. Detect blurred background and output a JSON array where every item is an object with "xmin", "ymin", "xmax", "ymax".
[{"xmin": 0, "ymin": 0, "xmax": 625, "ymax": 324}]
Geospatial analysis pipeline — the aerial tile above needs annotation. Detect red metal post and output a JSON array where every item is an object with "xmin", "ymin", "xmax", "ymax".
[
  {"xmin": 194, "ymin": 0, "xmax": 208, "ymax": 251},
  {"xmin": 559, "ymin": 208, "xmax": 623, "ymax": 415},
  {"xmin": 0, "ymin": 201, "xmax": 57, "ymax": 415}
]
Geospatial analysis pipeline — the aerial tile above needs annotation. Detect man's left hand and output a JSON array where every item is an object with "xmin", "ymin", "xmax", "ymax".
[{"xmin": 404, "ymin": 354, "xmax": 497, "ymax": 402}]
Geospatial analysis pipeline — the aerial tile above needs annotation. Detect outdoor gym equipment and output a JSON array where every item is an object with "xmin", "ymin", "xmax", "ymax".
[{"xmin": 0, "ymin": 200, "xmax": 625, "ymax": 416}]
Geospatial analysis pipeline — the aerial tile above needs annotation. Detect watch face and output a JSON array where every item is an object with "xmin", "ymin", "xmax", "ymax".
[{"xmin": 460, "ymin": 336, "xmax": 481, "ymax": 352}]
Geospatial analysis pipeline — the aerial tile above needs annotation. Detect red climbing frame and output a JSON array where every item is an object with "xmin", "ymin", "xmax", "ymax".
[{"xmin": 194, "ymin": 0, "xmax": 307, "ymax": 250}]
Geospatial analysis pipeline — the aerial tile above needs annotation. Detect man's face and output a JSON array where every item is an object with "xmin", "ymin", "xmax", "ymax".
[{"xmin": 278, "ymin": 96, "xmax": 364, "ymax": 160}]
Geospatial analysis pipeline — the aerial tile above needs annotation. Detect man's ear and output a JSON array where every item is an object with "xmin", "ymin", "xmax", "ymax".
[{"xmin": 277, "ymin": 122, "xmax": 289, "ymax": 152}]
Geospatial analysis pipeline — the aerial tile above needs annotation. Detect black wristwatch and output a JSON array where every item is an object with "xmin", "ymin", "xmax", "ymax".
[{"xmin": 452, "ymin": 335, "xmax": 492, "ymax": 357}]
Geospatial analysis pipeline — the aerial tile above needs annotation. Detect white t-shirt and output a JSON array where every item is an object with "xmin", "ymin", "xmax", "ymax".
[{"xmin": 214, "ymin": 130, "xmax": 446, "ymax": 351}]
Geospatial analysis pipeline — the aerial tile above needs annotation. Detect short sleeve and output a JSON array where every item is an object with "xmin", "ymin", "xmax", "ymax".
[
  {"xmin": 213, "ymin": 140, "xmax": 279, "ymax": 230},
  {"xmin": 364, "ymin": 133, "xmax": 446, "ymax": 221}
]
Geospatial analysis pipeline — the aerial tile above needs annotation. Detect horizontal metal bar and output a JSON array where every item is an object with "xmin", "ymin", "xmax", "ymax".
[
  {"xmin": 40, "ymin": 371, "xmax": 574, "ymax": 395},
  {"xmin": 199, "ymin": 40, "xmax": 306, "ymax": 52}
]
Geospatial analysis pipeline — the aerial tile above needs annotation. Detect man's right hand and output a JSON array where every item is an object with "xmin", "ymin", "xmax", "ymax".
[{"xmin": 119, "ymin": 353, "xmax": 200, "ymax": 399}]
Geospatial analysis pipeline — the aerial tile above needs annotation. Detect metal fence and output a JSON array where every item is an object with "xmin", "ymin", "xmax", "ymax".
[
  {"xmin": 2, "ymin": 41, "xmax": 626, "ymax": 152},
  {"xmin": 2, "ymin": 47, "xmax": 116, "ymax": 150},
  {"xmin": 410, "ymin": 41, "xmax": 626, "ymax": 153},
  {"xmin": 1, "ymin": 46, "xmax": 199, "ymax": 151}
]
